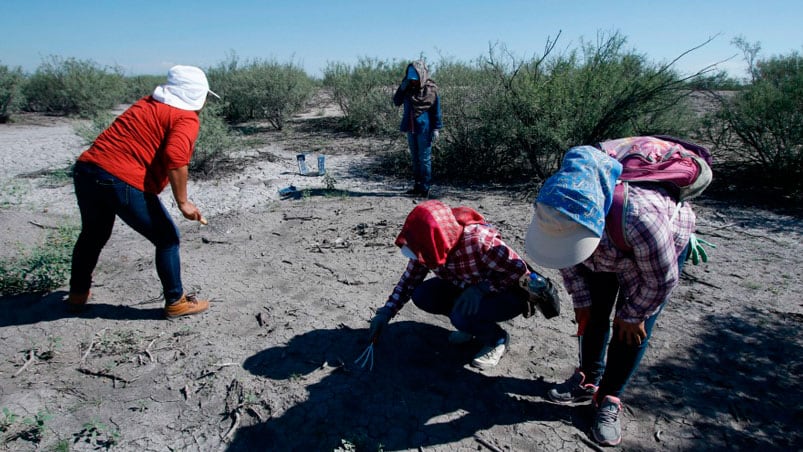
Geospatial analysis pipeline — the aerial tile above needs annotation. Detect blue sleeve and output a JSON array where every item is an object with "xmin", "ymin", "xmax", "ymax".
[{"xmin": 431, "ymin": 95, "xmax": 443, "ymax": 129}]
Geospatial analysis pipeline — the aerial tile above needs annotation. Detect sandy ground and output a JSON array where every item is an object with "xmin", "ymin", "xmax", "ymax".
[{"xmin": 0, "ymin": 103, "xmax": 801, "ymax": 451}]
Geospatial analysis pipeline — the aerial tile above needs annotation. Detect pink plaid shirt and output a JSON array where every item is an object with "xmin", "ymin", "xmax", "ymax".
[
  {"xmin": 560, "ymin": 184, "xmax": 696, "ymax": 323},
  {"xmin": 384, "ymin": 223, "xmax": 528, "ymax": 314}
]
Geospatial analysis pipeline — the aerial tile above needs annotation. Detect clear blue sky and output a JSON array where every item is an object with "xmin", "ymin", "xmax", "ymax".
[{"xmin": 2, "ymin": 0, "xmax": 801, "ymax": 81}]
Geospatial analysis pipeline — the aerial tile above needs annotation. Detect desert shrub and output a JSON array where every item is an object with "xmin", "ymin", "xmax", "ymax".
[
  {"xmin": 431, "ymin": 58, "xmax": 513, "ymax": 181},
  {"xmin": 431, "ymin": 33, "xmax": 704, "ymax": 183},
  {"xmin": 191, "ymin": 102, "xmax": 242, "ymax": 174},
  {"xmin": 208, "ymin": 55, "xmax": 316, "ymax": 129},
  {"xmin": 123, "ymin": 74, "xmax": 164, "ymax": 103},
  {"xmin": 0, "ymin": 225, "xmax": 79, "ymax": 296},
  {"xmin": 22, "ymin": 56, "xmax": 125, "ymax": 117},
  {"xmin": 74, "ymin": 112, "xmax": 116, "ymax": 145},
  {"xmin": 684, "ymin": 69, "xmax": 744, "ymax": 91},
  {"xmin": 322, "ymin": 57, "xmax": 406, "ymax": 136},
  {"xmin": 704, "ymin": 51, "xmax": 803, "ymax": 195},
  {"xmin": 0, "ymin": 63, "xmax": 25, "ymax": 123}
]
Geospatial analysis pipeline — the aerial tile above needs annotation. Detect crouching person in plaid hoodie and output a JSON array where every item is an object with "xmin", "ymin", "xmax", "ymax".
[{"xmin": 368, "ymin": 200, "xmax": 556, "ymax": 370}]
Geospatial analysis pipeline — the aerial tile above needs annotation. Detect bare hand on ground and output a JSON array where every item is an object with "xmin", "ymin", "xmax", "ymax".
[{"xmin": 178, "ymin": 200, "xmax": 202, "ymax": 222}]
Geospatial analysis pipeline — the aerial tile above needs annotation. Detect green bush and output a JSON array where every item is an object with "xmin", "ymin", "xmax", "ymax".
[
  {"xmin": 74, "ymin": 112, "xmax": 116, "ymax": 145},
  {"xmin": 208, "ymin": 55, "xmax": 316, "ymax": 129},
  {"xmin": 432, "ymin": 58, "xmax": 513, "ymax": 181},
  {"xmin": 433, "ymin": 34, "xmax": 702, "ymax": 182},
  {"xmin": 322, "ymin": 57, "xmax": 406, "ymax": 136},
  {"xmin": 0, "ymin": 225, "xmax": 79, "ymax": 296},
  {"xmin": 123, "ymin": 74, "xmax": 164, "ymax": 103},
  {"xmin": 0, "ymin": 63, "xmax": 25, "ymax": 123},
  {"xmin": 684, "ymin": 69, "xmax": 745, "ymax": 91},
  {"xmin": 22, "ymin": 56, "xmax": 125, "ymax": 117},
  {"xmin": 705, "ymin": 51, "xmax": 803, "ymax": 195},
  {"xmin": 372, "ymin": 35, "xmax": 706, "ymax": 185},
  {"xmin": 191, "ymin": 102, "xmax": 242, "ymax": 174}
]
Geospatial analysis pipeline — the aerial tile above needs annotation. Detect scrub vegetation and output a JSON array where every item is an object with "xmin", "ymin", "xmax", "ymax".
[
  {"xmin": 1, "ymin": 32, "xmax": 801, "ymax": 297},
  {"xmin": 0, "ymin": 32, "xmax": 801, "ymax": 451},
  {"xmin": 0, "ymin": 224, "xmax": 79, "ymax": 296}
]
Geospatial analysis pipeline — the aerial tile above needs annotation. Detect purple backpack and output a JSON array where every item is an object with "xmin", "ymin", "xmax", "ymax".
[{"xmin": 598, "ymin": 136, "xmax": 713, "ymax": 252}]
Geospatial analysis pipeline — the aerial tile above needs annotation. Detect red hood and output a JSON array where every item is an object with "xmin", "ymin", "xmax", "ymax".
[{"xmin": 395, "ymin": 200, "xmax": 485, "ymax": 268}]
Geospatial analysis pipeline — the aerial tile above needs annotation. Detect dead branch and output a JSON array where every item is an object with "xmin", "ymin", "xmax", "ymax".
[
  {"xmin": 474, "ymin": 434, "xmax": 503, "ymax": 452},
  {"xmin": 733, "ymin": 228, "xmax": 785, "ymax": 244},
  {"xmin": 28, "ymin": 220, "xmax": 59, "ymax": 229},
  {"xmin": 575, "ymin": 433, "xmax": 605, "ymax": 452},
  {"xmin": 13, "ymin": 349, "xmax": 36, "ymax": 377},
  {"xmin": 76, "ymin": 367, "xmax": 134, "ymax": 387},
  {"xmin": 362, "ymin": 242, "xmax": 391, "ymax": 247},
  {"xmin": 143, "ymin": 338, "xmax": 157, "ymax": 363},
  {"xmin": 336, "ymin": 278, "xmax": 364, "ymax": 286},
  {"xmin": 81, "ymin": 327, "xmax": 108, "ymax": 363},
  {"xmin": 246, "ymin": 407, "xmax": 265, "ymax": 422},
  {"xmin": 314, "ymin": 262, "xmax": 337, "ymax": 275},
  {"xmin": 201, "ymin": 237, "xmax": 231, "ymax": 244},
  {"xmin": 697, "ymin": 222, "xmax": 738, "ymax": 232},
  {"xmin": 282, "ymin": 215, "xmax": 323, "ymax": 221},
  {"xmin": 222, "ymin": 410, "xmax": 241, "ymax": 442},
  {"xmin": 196, "ymin": 362, "xmax": 239, "ymax": 380},
  {"xmin": 81, "ymin": 342, "xmax": 95, "ymax": 363}
]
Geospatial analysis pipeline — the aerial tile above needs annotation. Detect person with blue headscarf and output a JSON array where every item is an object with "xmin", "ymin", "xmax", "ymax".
[
  {"xmin": 393, "ymin": 60, "xmax": 443, "ymax": 197},
  {"xmin": 525, "ymin": 145, "xmax": 696, "ymax": 447}
]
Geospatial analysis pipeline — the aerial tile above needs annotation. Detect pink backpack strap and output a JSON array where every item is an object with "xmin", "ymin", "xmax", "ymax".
[
  {"xmin": 652, "ymin": 135, "xmax": 713, "ymax": 165},
  {"xmin": 605, "ymin": 182, "xmax": 632, "ymax": 252}
]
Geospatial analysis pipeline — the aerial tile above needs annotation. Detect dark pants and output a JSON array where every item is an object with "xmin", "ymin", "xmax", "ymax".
[
  {"xmin": 581, "ymin": 244, "xmax": 690, "ymax": 399},
  {"xmin": 407, "ymin": 132, "xmax": 432, "ymax": 192},
  {"xmin": 411, "ymin": 277, "xmax": 526, "ymax": 346},
  {"xmin": 70, "ymin": 161, "xmax": 184, "ymax": 303}
]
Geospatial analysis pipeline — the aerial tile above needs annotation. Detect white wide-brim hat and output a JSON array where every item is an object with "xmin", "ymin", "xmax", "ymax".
[
  {"xmin": 525, "ymin": 203, "xmax": 600, "ymax": 269},
  {"xmin": 152, "ymin": 65, "xmax": 220, "ymax": 111}
]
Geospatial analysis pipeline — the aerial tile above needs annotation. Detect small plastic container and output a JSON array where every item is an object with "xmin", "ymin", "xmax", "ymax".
[
  {"xmin": 317, "ymin": 155, "xmax": 326, "ymax": 175},
  {"xmin": 296, "ymin": 154, "xmax": 308, "ymax": 175}
]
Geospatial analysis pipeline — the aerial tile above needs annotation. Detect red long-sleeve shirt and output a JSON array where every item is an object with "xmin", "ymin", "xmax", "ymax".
[{"xmin": 78, "ymin": 96, "xmax": 199, "ymax": 194}]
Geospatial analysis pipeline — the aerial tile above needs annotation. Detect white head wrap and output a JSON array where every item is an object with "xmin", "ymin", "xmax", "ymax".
[{"xmin": 152, "ymin": 65, "xmax": 219, "ymax": 111}]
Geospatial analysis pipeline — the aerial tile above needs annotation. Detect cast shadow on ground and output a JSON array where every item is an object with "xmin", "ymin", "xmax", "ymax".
[
  {"xmin": 633, "ymin": 305, "xmax": 803, "ymax": 450},
  {"xmin": 230, "ymin": 321, "xmax": 587, "ymax": 451},
  {"xmin": 0, "ymin": 291, "xmax": 163, "ymax": 327}
]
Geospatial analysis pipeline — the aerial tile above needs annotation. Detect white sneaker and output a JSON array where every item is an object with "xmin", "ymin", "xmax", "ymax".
[
  {"xmin": 470, "ymin": 333, "xmax": 509, "ymax": 370},
  {"xmin": 448, "ymin": 330, "xmax": 474, "ymax": 344}
]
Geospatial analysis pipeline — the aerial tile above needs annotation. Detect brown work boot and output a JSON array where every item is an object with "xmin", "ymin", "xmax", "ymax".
[
  {"xmin": 164, "ymin": 294, "xmax": 209, "ymax": 319},
  {"xmin": 66, "ymin": 291, "xmax": 90, "ymax": 312}
]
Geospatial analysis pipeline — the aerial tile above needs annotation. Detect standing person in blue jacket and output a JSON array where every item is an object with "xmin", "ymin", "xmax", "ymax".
[{"xmin": 393, "ymin": 60, "xmax": 443, "ymax": 197}]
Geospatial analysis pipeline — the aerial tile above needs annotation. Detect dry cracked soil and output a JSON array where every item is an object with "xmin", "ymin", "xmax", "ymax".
[{"xmin": 0, "ymin": 96, "xmax": 801, "ymax": 451}]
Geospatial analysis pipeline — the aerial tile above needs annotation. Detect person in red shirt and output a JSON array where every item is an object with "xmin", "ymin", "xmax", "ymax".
[
  {"xmin": 67, "ymin": 65, "xmax": 219, "ymax": 318},
  {"xmin": 368, "ymin": 200, "xmax": 537, "ymax": 369}
]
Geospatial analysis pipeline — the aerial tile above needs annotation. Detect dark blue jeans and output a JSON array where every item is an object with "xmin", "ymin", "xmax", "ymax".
[
  {"xmin": 407, "ymin": 132, "xmax": 432, "ymax": 191},
  {"xmin": 412, "ymin": 277, "xmax": 526, "ymax": 346},
  {"xmin": 581, "ymin": 244, "xmax": 690, "ymax": 399},
  {"xmin": 70, "ymin": 161, "xmax": 184, "ymax": 303}
]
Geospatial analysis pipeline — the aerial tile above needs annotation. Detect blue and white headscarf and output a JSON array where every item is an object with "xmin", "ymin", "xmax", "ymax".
[{"xmin": 536, "ymin": 146, "xmax": 622, "ymax": 237}]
